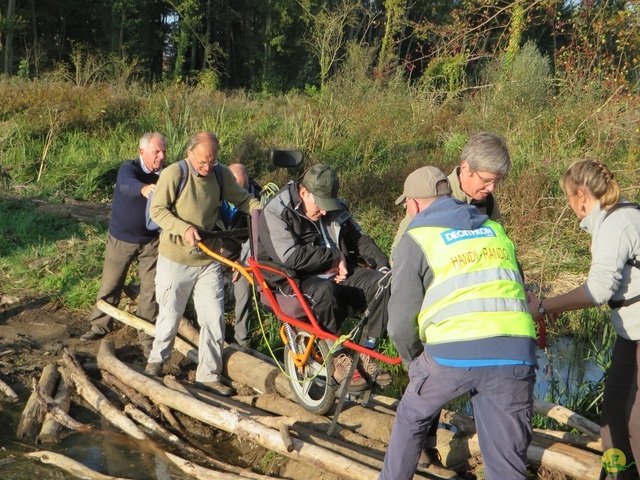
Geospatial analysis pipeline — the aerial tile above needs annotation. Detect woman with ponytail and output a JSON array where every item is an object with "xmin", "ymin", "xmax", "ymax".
[{"xmin": 528, "ymin": 159, "xmax": 640, "ymax": 480}]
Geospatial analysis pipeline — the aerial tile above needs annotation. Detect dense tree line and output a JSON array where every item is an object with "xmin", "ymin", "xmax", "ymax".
[{"xmin": 0, "ymin": 0, "xmax": 638, "ymax": 92}]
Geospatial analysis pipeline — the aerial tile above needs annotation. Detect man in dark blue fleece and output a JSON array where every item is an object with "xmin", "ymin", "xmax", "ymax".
[
  {"xmin": 381, "ymin": 166, "xmax": 537, "ymax": 480},
  {"xmin": 80, "ymin": 132, "xmax": 166, "ymax": 356}
]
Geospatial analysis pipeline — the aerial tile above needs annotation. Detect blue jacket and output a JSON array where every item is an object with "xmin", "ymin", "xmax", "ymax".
[{"xmin": 109, "ymin": 159, "xmax": 160, "ymax": 245}]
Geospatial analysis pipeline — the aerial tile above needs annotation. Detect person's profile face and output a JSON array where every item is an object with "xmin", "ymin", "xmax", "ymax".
[
  {"xmin": 188, "ymin": 143, "xmax": 218, "ymax": 177},
  {"xmin": 460, "ymin": 160, "xmax": 504, "ymax": 201},
  {"xmin": 300, "ymin": 187, "xmax": 326, "ymax": 221},
  {"xmin": 140, "ymin": 137, "xmax": 166, "ymax": 173}
]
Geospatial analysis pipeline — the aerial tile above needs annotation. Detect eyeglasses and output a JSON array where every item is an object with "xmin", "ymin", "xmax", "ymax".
[
  {"xmin": 473, "ymin": 170, "xmax": 504, "ymax": 186},
  {"xmin": 195, "ymin": 158, "xmax": 218, "ymax": 169}
]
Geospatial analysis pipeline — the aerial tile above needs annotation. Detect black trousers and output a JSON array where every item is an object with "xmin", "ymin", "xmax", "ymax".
[{"xmin": 280, "ymin": 267, "xmax": 389, "ymax": 339}]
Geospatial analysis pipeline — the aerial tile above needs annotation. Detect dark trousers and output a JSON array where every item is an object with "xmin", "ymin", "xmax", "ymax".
[
  {"xmin": 281, "ymin": 266, "xmax": 389, "ymax": 339},
  {"xmin": 88, "ymin": 233, "xmax": 159, "ymax": 348},
  {"xmin": 381, "ymin": 351, "xmax": 534, "ymax": 480},
  {"xmin": 600, "ymin": 336, "xmax": 640, "ymax": 480}
]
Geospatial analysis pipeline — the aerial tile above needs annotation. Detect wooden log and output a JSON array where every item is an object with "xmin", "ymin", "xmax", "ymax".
[
  {"xmin": 25, "ymin": 450, "xmax": 132, "ymax": 480},
  {"xmin": 123, "ymin": 284, "xmax": 199, "ymax": 347},
  {"xmin": 164, "ymin": 451, "xmax": 262, "ymax": 480},
  {"xmin": 222, "ymin": 347, "xmax": 281, "ymax": 394},
  {"xmin": 101, "ymin": 371, "xmax": 156, "ymax": 416},
  {"xmin": 16, "ymin": 364, "xmax": 59, "ymax": 439},
  {"xmin": 534, "ymin": 399, "xmax": 600, "ymax": 440},
  {"xmin": 163, "ymin": 375, "xmax": 194, "ymax": 397},
  {"xmin": 233, "ymin": 393, "xmax": 388, "ymax": 455},
  {"xmin": 124, "ymin": 405, "xmax": 272, "ymax": 480},
  {"xmin": 97, "ymin": 339, "xmax": 382, "ymax": 480},
  {"xmin": 97, "ymin": 300, "xmax": 198, "ymax": 364},
  {"xmin": 255, "ymin": 415, "xmax": 387, "ymax": 467},
  {"xmin": 529, "ymin": 435, "xmax": 601, "ymax": 479},
  {"xmin": 533, "ymin": 428, "xmax": 603, "ymax": 453},
  {"xmin": 38, "ymin": 367, "xmax": 74, "ymax": 443},
  {"xmin": 33, "ymin": 376, "xmax": 90, "ymax": 436},
  {"xmin": 0, "ymin": 376, "xmax": 19, "ymax": 402},
  {"xmin": 62, "ymin": 348, "xmax": 147, "ymax": 441},
  {"xmin": 179, "ymin": 317, "xmax": 200, "ymax": 347}
]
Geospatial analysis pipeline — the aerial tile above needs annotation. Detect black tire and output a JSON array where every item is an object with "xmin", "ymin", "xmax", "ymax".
[{"xmin": 284, "ymin": 329, "xmax": 336, "ymax": 415}]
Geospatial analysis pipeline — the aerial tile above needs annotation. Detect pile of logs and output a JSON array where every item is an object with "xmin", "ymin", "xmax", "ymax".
[{"xmin": 0, "ymin": 301, "xmax": 605, "ymax": 480}]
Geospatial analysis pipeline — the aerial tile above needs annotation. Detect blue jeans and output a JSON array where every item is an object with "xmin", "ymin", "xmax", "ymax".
[{"xmin": 380, "ymin": 351, "xmax": 534, "ymax": 480}]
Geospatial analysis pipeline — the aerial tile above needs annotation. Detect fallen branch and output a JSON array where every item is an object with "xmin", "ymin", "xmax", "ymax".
[
  {"xmin": 124, "ymin": 405, "xmax": 272, "ymax": 480},
  {"xmin": 164, "ymin": 451, "xmax": 262, "ymax": 480},
  {"xmin": 17, "ymin": 364, "xmax": 59, "ymax": 439},
  {"xmin": 0, "ymin": 376, "xmax": 19, "ymax": 403},
  {"xmin": 97, "ymin": 300, "xmax": 198, "ymax": 364},
  {"xmin": 32, "ymin": 376, "xmax": 90, "ymax": 434},
  {"xmin": 534, "ymin": 428, "xmax": 603, "ymax": 453},
  {"xmin": 101, "ymin": 371, "xmax": 156, "ymax": 416},
  {"xmin": 25, "ymin": 450, "xmax": 132, "ymax": 480},
  {"xmin": 97, "ymin": 339, "xmax": 383, "ymax": 480},
  {"xmin": 533, "ymin": 399, "xmax": 600, "ymax": 440},
  {"xmin": 62, "ymin": 348, "xmax": 147, "ymax": 441},
  {"xmin": 38, "ymin": 367, "xmax": 75, "ymax": 443}
]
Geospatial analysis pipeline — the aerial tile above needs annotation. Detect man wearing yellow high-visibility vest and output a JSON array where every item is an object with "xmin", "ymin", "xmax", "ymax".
[{"xmin": 380, "ymin": 166, "xmax": 537, "ymax": 480}]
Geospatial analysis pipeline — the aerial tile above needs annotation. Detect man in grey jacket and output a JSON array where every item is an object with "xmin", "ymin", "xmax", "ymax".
[{"xmin": 258, "ymin": 164, "xmax": 392, "ymax": 390}]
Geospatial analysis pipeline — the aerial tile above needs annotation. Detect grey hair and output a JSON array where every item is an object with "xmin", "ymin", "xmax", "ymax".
[
  {"xmin": 187, "ymin": 131, "xmax": 220, "ymax": 153},
  {"xmin": 139, "ymin": 132, "xmax": 165, "ymax": 149},
  {"xmin": 461, "ymin": 132, "xmax": 511, "ymax": 176}
]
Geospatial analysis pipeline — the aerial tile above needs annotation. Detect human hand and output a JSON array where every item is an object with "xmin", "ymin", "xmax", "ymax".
[
  {"xmin": 526, "ymin": 291, "xmax": 543, "ymax": 322},
  {"xmin": 141, "ymin": 183, "xmax": 156, "ymax": 198},
  {"xmin": 184, "ymin": 226, "xmax": 201, "ymax": 247},
  {"xmin": 333, "ymin": 253, "xmax": 348, "ymax": 283}
]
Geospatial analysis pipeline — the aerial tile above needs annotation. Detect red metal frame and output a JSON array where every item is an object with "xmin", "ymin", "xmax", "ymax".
[
  {"xmin": 247, "ymin": 257, "xmax": 402, "ymax": 366},
  {"xmin": 196, "ymin": 241, "xmax": 400, "ymax": 366}
]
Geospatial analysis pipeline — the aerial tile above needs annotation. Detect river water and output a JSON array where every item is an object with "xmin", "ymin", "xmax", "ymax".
[{"xmin": 0, "ymin": 335, "xmax": 607, "ymax": 479}]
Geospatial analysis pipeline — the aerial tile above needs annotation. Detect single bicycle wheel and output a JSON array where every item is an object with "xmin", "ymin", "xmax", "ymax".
[{"xmin": 284, "ymin": 329, "xmax": 336, "ymax": 415}]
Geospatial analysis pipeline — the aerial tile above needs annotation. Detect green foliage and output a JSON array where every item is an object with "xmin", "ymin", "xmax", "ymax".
[{"xmin": 0, "ymin": 198, "xmax": 106, "ymax": 309}]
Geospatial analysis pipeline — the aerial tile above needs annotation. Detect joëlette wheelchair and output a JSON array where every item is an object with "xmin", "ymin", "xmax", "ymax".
[{"xmin": 196, "ymin": 150, "xmax": 401, "ymax": 424}]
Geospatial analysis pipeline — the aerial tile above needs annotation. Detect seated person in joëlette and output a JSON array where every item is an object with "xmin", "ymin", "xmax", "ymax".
[{"xmin": 257, "ymin": 164, "xmax": 392, "ymax": 391}]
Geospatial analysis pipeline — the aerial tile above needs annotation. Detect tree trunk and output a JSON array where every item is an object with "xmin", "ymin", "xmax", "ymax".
[
  {"xmin": 37, "ymin": 368, "xmax": 83, "ymax": 442},
  {"xmin": 17, "ymin": 364, "xmax": 59, "ymax": 439},
  {"xmin": 62, "ymin": 348, "xmax": 147, "ymax": 441},
  {"xmin": 25, "ymin": 450, "xmax": 131, "ymax": 480},
  {"xmin": 3, "ymin": 0, "xmax": 16, "ymax": 75}
]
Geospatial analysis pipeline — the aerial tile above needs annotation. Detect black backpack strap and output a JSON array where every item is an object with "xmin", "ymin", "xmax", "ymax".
[{"xmin": 213, "ymin": 163, "xmax": 224, "ymax": 202}]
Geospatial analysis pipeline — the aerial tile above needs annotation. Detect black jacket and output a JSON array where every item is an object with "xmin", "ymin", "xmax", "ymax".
[{"xmin": 258, "ymin": 181, "xmax": 389, "ymax": 281}]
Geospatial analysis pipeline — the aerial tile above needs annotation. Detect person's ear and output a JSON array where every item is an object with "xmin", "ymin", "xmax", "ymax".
[{"xmin": 460, "ymin": 160, "xmax": 471, "ymax": 176}]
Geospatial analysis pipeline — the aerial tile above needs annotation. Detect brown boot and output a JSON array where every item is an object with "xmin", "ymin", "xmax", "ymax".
[
  {"xmin": 333, "ymin": 353, "xmax": 368, "ymax": 391},
  {"xmin": 360, "ymin": 353, "xmax": 393, "ymax": 386}
]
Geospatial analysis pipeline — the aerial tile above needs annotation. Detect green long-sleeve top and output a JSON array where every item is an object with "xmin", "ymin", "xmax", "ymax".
[{"xmin": 150, "ymin": 160, "xmax": 260, "ymax": 267}]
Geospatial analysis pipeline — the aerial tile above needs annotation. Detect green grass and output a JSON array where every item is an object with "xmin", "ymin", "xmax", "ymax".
[{"xmin": 0, "ymin": 197, "xmax": 107, "ymax": 309}]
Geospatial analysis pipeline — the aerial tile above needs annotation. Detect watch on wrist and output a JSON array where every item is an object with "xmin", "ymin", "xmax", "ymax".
[{"xmin": 538, "ymin": 300, "xmax": 546, "ymax": 316}]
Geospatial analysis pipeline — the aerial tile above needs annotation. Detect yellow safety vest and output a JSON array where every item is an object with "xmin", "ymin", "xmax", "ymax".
[{"xmin": 408, "ymin": 220, "xmax": 535, "ymax": 345}]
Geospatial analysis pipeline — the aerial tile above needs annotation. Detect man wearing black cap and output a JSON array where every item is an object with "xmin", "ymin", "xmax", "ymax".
[
  {"xmin": 381, "ymin": 166, "xmax": 536, "ymax": 480},
  {"xmin": 258, "ymin": 164, "xmax": 392, "ymax": 390}
]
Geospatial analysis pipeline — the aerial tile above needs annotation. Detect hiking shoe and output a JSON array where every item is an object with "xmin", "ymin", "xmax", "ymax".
[
  {"xmin": 194, "ymin": 381, "xmax": 234, "ymax": 397},
  {"xmin": 145, "ymin": 362, "xmax": 163, "ymax": 377},
  {"xmin": 80, "ymin": 330, "xmax": 105, "ymax": 342},
  {"xmin": 333, "ymin": 354, "xmax": 368, "ymax": 391},
  {"xmin": 419, "ymin": 447, "xmax": 444, "ymax": 469},
  {"xmin": 360, "ymin": 354, "xmax": 393, "ymax": 386}
]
